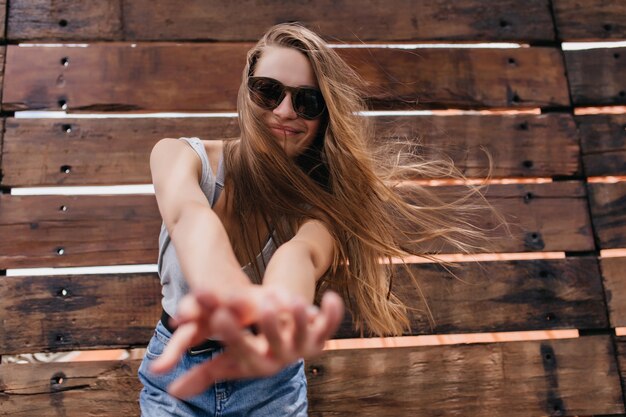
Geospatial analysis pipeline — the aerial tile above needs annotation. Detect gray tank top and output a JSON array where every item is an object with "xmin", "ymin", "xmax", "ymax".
[{"xmin": 157, "ymin": 137, "xmax": 277, "ymax": 317}]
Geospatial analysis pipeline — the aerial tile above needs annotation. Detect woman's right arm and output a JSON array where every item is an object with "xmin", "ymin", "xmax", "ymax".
[{"xmin": 150, "ymin": 138, "xmax": 251, "ymax": 294}]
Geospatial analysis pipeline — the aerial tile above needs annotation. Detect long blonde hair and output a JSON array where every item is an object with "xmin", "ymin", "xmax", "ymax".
[{"xmin": 223, "ymin": 23, "xmax": 501, "ymax": 336}]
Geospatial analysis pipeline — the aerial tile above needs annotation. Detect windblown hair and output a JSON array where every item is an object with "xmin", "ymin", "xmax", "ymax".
[{"xmin": 223, "ymin": 23, "xmax": 502, "ymax": 336}]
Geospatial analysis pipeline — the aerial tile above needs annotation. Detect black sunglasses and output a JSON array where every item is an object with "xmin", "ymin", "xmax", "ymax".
[{"xmin": 247, "ymin": 76, "xmax": 326, "ymax": 120}]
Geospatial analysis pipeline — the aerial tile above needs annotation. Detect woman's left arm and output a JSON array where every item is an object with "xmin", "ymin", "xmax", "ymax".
[{"xmin": 263, "ymin": 218, "xmax": 335, "ymax": 302}]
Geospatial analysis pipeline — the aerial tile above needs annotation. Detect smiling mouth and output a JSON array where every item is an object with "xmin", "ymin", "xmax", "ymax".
[{"xmin": 269, "ymin": 125, "xmax": 301, "ymax": 136}]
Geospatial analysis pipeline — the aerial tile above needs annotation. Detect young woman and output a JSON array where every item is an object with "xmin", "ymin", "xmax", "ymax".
[{"xmin": 139, "ymin": 23, "xmax": 492, "ymax": 416}]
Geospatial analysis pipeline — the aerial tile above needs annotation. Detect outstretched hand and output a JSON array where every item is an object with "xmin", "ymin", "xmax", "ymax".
[{"xmin": 149, "ymin": 287, "xmax": 344, "ymax": 399}]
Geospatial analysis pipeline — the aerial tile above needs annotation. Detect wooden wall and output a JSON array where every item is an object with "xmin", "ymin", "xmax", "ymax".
[{"xmin": 1, "ymin": 1, "xmax": 626, "ymax": 416}]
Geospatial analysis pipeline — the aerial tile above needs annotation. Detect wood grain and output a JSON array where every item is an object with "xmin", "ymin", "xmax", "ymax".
[
  {"xmin": 0, "ymin": 46, "xmax": 5, "ymax": 110},
  {"xmin": 386, "ymin": 256, "xmax": 607, "ymax": 335},
  {"xmin": 0, "ymin": 0, "xmax": 6, "ymax": 41},
  {"xmin": 2, "ymin": 44, "xmax": 570, "ymax": 112},
  {"xmin": 588, "ymin": 182, "xmax": 626, "ymax": 249},
  {"xmin": 0, "ymin": 182, "xmax": 593, "ymax": 269},
  {"xmin": 564, "ymin": 47, "xmax": 626, "ymax": 107},
  {"xmin": 0, "ymin": 258, "xmax": 606, "ymax": 354},
  {"xmin": 616, "ymin": 336, "xmax": 626, "ymax": 407},
  {"xmin": 0, "ymin": 360, "xmax": 141, "ymax": 416},
  {"xmin": 0, "ymin": 273, "xmax": 160, "ymax": 355},
  {"xmin": 307, "ymin": 336, "xmax": 624, "ymax": 416},
  {"xmin": 480, "ymin": 181, "xmax": 593, "ymax": 253},
  {"xmin": 6, "ymin": 0, "xmax": 122, "ymax": 41},
  {"xmin": 0, "ymin": 194, "xmax": 162, "ymax": 269},
  {"xmin": 6, "ymin": 0, "xmax": 555, "ymax": 42},
  {"xmin": 578, "ymin": 114, "xmax": 626, "ymax": 177},
  {"xmin": 0, "ymin": 113, "xmax": 580, "ymax": 187},
  {"xmin": 553, "ymin": 0, "xmax": 626, "ymax": 41},
  {"xmin": 600, "ymin": 257, "xmax": 626, "ymax": 328},
  {"xmin": 0, "ymin": 336, "xmax": 622, "ymax": 416}
]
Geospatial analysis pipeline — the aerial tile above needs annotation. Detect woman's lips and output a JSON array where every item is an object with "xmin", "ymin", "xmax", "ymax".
[{"xmin": 269, "ymin": 125, "xmax": 301, "ymax": 137}]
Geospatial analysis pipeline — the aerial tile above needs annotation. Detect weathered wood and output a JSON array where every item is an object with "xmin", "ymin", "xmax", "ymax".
[
  {"xmin": 0, "ymin": 194, "xmax": 162, "ymax": 269},
  {"xmin": 6, "ymin": 0, "xmax": 122, "ymax": 41},
  {"xmin": 0, "ymin": 182, "xmax": 593, "ymax": 269},
  {"xmin": 0, "ymin": 258, "xmax": 607, "ymax": 354},
  {"xmin": 616, "ymin": 336, "xmax": 626, "ymax": 406},
  {"xmin": 0, "ymin": 113, "xmax": 580, "ymax": 187},
  {"xmin": 1, "ymin": 117, "xmax": 240, "ymax": 187},
  {"xmin": 0, "ymin": 273, "xmax": 160, "ymax": 355},
  {"xmin": 600, "ymin": 257, "xmax": 626, "ymax": 328},
  {"xmin": 340, "ymin": 257, "xmax": 607, "ymax": 338},
  {"xmin": 588, "ymin": 182, "xmax": 626, "ymax": 249},
  {"xmin": 481, "ymin": 181, "xmax": 593, "ymax": 253},
  {"xmin": 2, "ymin": 44, "xmax": 570, "ymax": 112},
  {"xmin": 6, "ymin": 0, "xmax": 555, "ymax": 42},
  {"xmin": 553, "ymin": 0, "xmax": 626, "ymax": 41},
  {"xmin": 0, "ymin": 118, "xmax": 5, "ymax": 180},
  {"xmin": 0, "ymin": 360, "xmax": 141, "ymax": 416},
  {"xmin": 307, "ymin": 336, "xmax": 624, "ymax": 416},
  {"xmin": 564, "ymin": 47, "xmax": 626, "ymax": 107},
  {"xmin": 578, "ymin": 114, "xmax": 626, "ymax": 177},
  {"xmin": 0, "ymin": 46, "xmax": 5, "ymax": 110},
  {"xmin": 0, "ymin": 0, "xmax": 6, "ymax": 41},
  {"xmin": 1, "ymin": 336, "xmax": 623, "ymax": 416},
  {"xmin": 374, "ymin": 113, "xmax": 580, "ymax": 178}
]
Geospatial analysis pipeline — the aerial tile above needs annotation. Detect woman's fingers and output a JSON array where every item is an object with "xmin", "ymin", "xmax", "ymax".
[
  {"xmin": 301, "ymin": 292, "xmax": 344, "ymax": 353},
  {"xmin": 171, "ymin": 293, "xmax": 214, "ymax": 329},
  {"xmin": 291, "ymin": 300, "xmax": 309, "ymax": 354},
  {"xmin": 259, "ymin": 304, "xmax": 293, "ymax": 361},
  {"xmin": 317, "ymin": 291, "xmax": 345, "ymax": 344},
  {"xmin": 212, "ymin": 308, "xmax": 272, "ymax": 370},
  {"xmin": 150, "ymin": 321, "xmax": 203, "ymax": 374},
  {"xmin": 167, "ymin": 353, "xmax": 241, "ymax": 398}
]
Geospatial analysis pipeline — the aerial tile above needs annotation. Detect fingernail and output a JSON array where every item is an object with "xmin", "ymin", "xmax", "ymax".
[{"xmin": 307, "ymin": 305, "xmax": 320, "ymax": 315}]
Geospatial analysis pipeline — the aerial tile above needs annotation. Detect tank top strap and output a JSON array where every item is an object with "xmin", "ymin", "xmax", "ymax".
[{"xmin": 213, "ymin": 151, "xmax": 225, "ymax": 203}]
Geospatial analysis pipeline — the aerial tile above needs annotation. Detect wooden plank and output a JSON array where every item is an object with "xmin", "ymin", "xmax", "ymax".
[
  {"xmin": 6, "ymin": 0, "xmax": 122, "ymax": 41},
  {"xmin": 307, "ymin": 336, "xmax": 624, "ymax": 416},
  {"xmin": 1, "ymin": 117, "xmax": 240, "ymax": 187},
  {"xmin": 373, "ymin": 113, "xmax": 581, "ymax": 179},
  {"xmin": 0, "ymin": 194, "xmax": 162, "ymax": 269},
  {"xmin": 588, "ymin": 182, "xmax": 626, "ymax": 249},
  {"xmin": 564, "ymin": 47, "xmax": 626, "ymax": 107},
  {"xmin": 0, "ymin": 258, "xmax": 606, "ymax": 354},
  {"xmin": 6, "ymin": 0, "xmax": 555, "ymax": 42},
  {"xmin": 2, "ymin": 44, "xmax": 570, "ymax": 112},
  {"xmin": 0, "ymin": 113, "xmax": 580, "ymax": 187},
  {"xmin": 0, "ymin": 336, "xmax": 623, "ymax": 416},
  {"xmin": 336, "ymin": 257, "xmax": 607, "ymax": 338},
  {"xmin": 0, "ymin": 360, "xmax": 141, "ymax": 416},
  {"xmin": 578, "ymin": 114, "xmax": 626, "ymax": 177},
  {"xmin": 0, "ymin": 182, "xmax": 593, "ymax": 269},
  {"xmin": 553, "ymin": 0, "xmax": 626, "ymax": 41},
  {"xmin": 0, "ymin": 273, "xmax": 160, "ymax": 355},
  {"xmin": 480, "ymin": 181, "xmax": 593, "ymax": 253},
  {"xmin": 600, "ymin": 257, "xmax": 626, "ymax": 328}
]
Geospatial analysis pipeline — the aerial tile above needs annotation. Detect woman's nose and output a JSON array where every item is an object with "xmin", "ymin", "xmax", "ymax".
[{"xmin": 273, "ymin": 92, "xmax": 297, "ymax": 119}]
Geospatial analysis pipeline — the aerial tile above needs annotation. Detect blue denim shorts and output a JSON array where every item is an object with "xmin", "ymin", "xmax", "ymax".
[{"xmin": 138, "ymin": 321, "xmax": 308, "ymax": 416}]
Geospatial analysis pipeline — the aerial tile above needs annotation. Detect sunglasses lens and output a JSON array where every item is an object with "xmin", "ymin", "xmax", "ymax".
[
  {"xmin": 294, "ymin": 89, "xmax": 325, "ymax": 119},
  {"xmin": 249, "ymin": 78, "xmax": 284, "ymax": 109}
]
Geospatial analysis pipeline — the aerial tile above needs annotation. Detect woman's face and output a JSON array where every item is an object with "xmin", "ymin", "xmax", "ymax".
[{"xmin": 252, "ymin": 46, "xmax": 322, "ymax": 158}]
